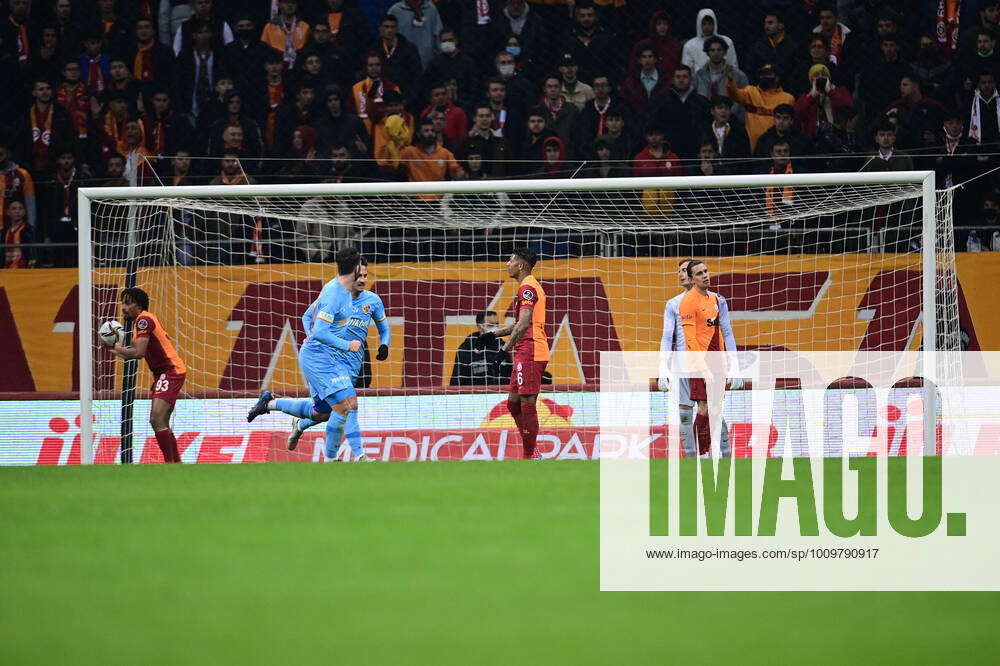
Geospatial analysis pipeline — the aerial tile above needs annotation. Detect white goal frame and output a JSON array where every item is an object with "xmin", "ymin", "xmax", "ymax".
[{"xmin": 77, "ymin": 171, "xmax": 941, "ymax": 464}]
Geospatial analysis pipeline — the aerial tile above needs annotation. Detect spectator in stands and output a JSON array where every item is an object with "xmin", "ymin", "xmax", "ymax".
[
  {"xmin": 621, "ymin": 45, "xmax": 670, "ymax": 120},
  {"xmin": 746, "ymin": 10, "xmax": 798, "ymax": 86},
  {"xmin": 862, "ymin": 121, "xmax": 914, "ymax": 172},
  {"xmin": 682, "ymin": 8, "xmax": 738, "ymax": 74},
  {"xmin": 0, "ymin": 135, "xmax": 35, "ymax": 231},
  {"xmin": 573, "ymin": 73, "xmax": 616, "ymax": 158},
  {"xmin": 858, "ymin": 35, "xmax": 908, "ymax": 128},
  {"xmin": 725, "ymin": 64, "xmax": 794, "ymax": 153},
  {"xmin": 538, "ymin": 135, "xmax": 569, "ymax": 178},
  {"xmin": 967, "ymin": 70, "xmax": 1000, "ymax": 148},
  {"xmin": 493, "ymin": 49, "xmax": 535, "ymax": 112},
  {"xmin": 693, "ymin": 36, "xmax": 748, "ymax": 122},
  {"xmin": 353, "ymin": 52, "xmax": 400, "ymax": 134},
  {"xmin": 167, "ymin": 149, "xmax": 194, "ymax": 186},
  {"xmin": 97, "ymin": 92, "xmax": 132, "ymax": 162},
  {"xmin": 558, "ymin": 53, "xmax": 594, "ymax": 110},
  {"xmin": 467, "ymin": 104, "xmax": 513, "ymax": 178},
  {"xmin": 399, "ymin": 117, "xmax": 464, "ymax": 186},
  {"xmin": 174, "ymin": 19, "xmax": 225, "ymax": 123},
  {"xmin": 926, "ymin": 112, "xmax": 980, "ymax": 221},
  {"xmin": 449, "ymin": 310, "xmax": 510, "ymax": 386},
  {"xmin": 373, "ymin": 14, "xmax": 422, "ymax": 102},
  {"xmin": 762, "ymin": 140, "xmax": 796, "ymax": 229},
  {"xmin": 704, "ymin": 96, "xmax": 750, "ymax": 172},
  {"xmin": 95, "ymin": 0, "xmax": 131, "ymax": 58},
  {"xmin": 811, "ymin": 2, "xmax": 850, "ymax": 66},
  {"xmin": 911, "ymin": 32, "xmax": 957, "ymax": 107},
  {"xmin": 207, "ymin": 93, "xmax": 264, "ymax": 166},
  {"xmin": 601, "ymin": 107, "xmax": 633, "ymax": 162},
  {"xmin": 484, "ymin": 76, "xmax": 523, "ymax": 150},
  {"xmin": 959, "ymin": 4, "xmax": 1000, "ymax": 68},
  {"xmin": 39, "ymin": 147, "xmax": 77, "ymax": 267},
  {"xmin": 840, "ymin": 9, "xmax": 902, "ymax": 93},
  {"xmin": 56, "ymin": 60, "xmax": 90, "ymax": 142},
  {"xmin": 0, "ymin": 0, "xmax": 29, "ymax": 69},
  {"xmin": 52, "ymin": 0, "xmax": 83, "ymax": 60},
  {"xmin": 627, "ymin": 10, "xmax": 682, "ymax": 83},
  {"xmin": 223, "ymin": 15, "xmax": 274, "ymax": 96},
  {"xmin": 389, "ymin": 0, "xmax": 443, "ymax": 69},
  {"xmin": 315, "ymin": 85, "xmax": 370, "ymax": 157},
  {"xmin": 885, "ymin": 75, "xmax": 947, "ymax": 151},
  {"xmin": 173, "ymin": 0, "xmax": 234, "ymax": 56},
  {"xmin": 421, "ymin": 30, "xmax": 480, "ymax": 111},
  {"xmin": 19, "ymin": 77, "xmax": 73, "ymax": 175},
  {"xmin": 581, "ymin": 134, "xmax": 630, "ymax": 178},
  {"xmin": 79, "ymin": 32, "xmax": 110, "ymax": 98},
  {"xmin": 209, "ymin": 151, "xmax": 257, "ymax": 264},
  {"xmin": 650, "ymin": 64, "xmax": 711, "ymax": 159},
  {"xmin": 374, "ymin": 90, "xmax": 415, "ymax": 173},
  {"xmin": 422, "ymin": 82, "xmax": 467, "ymax": 146},
  {"xmin": 427, "ymin": 108, "xmax": 453, "ymax": 152},
  {"xmin": 960, "ymin": 30, "xmax": 1000, "ymax": 83},
  {"xmin": 686, "ymin": 140, "xmax": 729, "ymax": 176},
  {"xmin": 813, "ymin": 106, "xmax": 861, "ymax": 172},
  {"xmin": 787, "ymin": 35, "xmax": 838, "ymax": 97},
  {"xmin": 274, "ymin": 81, "xmax": 318, "ymax": 156},
  {"xmin": 261, "ymin": 0, "xmax": 311, "ymax": 69},
  {"xmin": 293, "ymin": 22, "xmax": 350, "ymax": 92},
  {"xmin": 632, "ymin": 124, "xmax": 681, "ymax": 177},
  {"xmin": 275, "ymin": 125, "xmax": 321, "ymax": 182},
  {"xmin": 3, "ymin": 200, "xmax": 34, "ymax": 268},
  {"xmin": 102, "ymin": 153, "xmax": 128, "ymax": 187},
  {"xmin": 755, "ymin": 103, "xmax": 813, "ymax": 161},
  {"xmin": 323, "ymin": 142, "xmax": 367, "ymax": 183},
  {"xmin": 794, "ymin": 64, "xmax": 853, "ymax": 141},
  {"xmin": 536, "ymin": 73, "xmax": 578, "ymax": 154},
  {"xmin": 498, "ymin": 0, "xmax": 547, "ymax": 77},
  {"xmin": 142, "ymin": 88, "xmax": 191, "ymax": 158},
  {"xmin": 126, "ymin": 18, "xmax": 174, "ymax": 89},
  {"xmin": 26, "ymin": 26, "xmax": 62, "ymax": 87},
  {"xmin": 321, "ymin": 0, "xmax": 369, "ymax": 60},
  {"xmin": 559, "ymin": 1, "xmax": 617, "ymax": 84},
  {"xmin": 102, "ymin": 57, "xmax": 144, "ymax": 109},
  {"xmin": 259, "ymin": 52, "xmax": 288, "ymax": 152},
  {"xmin": 517, "ymin": 109, "xmax": 556, "ymax": 175},
  {"xmin": 459, "ymin": 0, "xmax": 505, "ymax": 72},
  {"xmin": 965, "ymin": 193, "xmax": 1000, "ymax": 252}
]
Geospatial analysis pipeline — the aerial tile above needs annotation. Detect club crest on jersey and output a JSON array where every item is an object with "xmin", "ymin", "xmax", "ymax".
[
  {"xmin": 137, "ymin": 318, "xmax": 149, "ymax": 330},
  {"xmin": 363, "ymin": 305, "xmax": 371, "ymax": 313},
  {"xmin": 521, "ymin": 289, "xmax": 534, "ymax": 301}
]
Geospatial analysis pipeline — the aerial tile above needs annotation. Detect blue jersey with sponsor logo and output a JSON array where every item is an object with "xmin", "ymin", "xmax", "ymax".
[{"xmin": 302, "ymin": 288, "xmax": 388, "ymax": 377}]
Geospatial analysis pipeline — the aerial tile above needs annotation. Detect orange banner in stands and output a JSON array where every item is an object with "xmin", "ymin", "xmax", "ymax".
[{"xmin": 1, "ymin": 255, "xmax": 998, "ymax": 394}]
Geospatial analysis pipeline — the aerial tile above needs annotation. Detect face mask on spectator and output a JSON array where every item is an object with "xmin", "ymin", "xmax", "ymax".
[
  {"xmin": 506, "ymin": 45, "xmax": 521, "ymax": 57},
  {"xmin": 498, "ymin": 63, "xmax": 515, "ymax": 76},
  {"xmin": 440, "ymin": 40, "xmax": 457, "ymax": 54}
]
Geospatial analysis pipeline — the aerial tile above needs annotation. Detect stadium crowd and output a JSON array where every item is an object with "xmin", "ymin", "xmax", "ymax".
[{"xmin": 3, "ymin": 0, "xmax": 1000, "ymax": 268}]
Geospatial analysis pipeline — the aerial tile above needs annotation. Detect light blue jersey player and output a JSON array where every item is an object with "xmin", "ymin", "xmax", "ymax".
[
  {"xmin": 286, "ymin": 259, "xmax": 390, "ymax": 456},
  {"xmin": 247, "ymin": 247, "xmax": 382, "ymax": 461},
  {"xmin": 658, "ymin": 258, "xmax": 740, "ymax": 457}
]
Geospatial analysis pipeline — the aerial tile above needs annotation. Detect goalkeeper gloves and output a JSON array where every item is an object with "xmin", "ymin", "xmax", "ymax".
[
  {"xmin": 477, "ymin": 331, "xmax": 497, "ymax": 347},
  {"xmin": 376, "ymin": 344, "xmax": 389, "ymax": 361},
  {"xmin": 728, "ymin": 378, "xmax": 745, "ymax": 390},
  {"xmin": 657, "ymin": 377, "xmax": 670, "ymax": 392}
]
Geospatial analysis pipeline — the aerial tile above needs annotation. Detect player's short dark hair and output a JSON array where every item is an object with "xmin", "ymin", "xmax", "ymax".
[
  {"xmin": 774, "ymin": 103, "xmax": 795, "ymax": 117},
  {"xmin": 512, "ymin": 247, "xmax": 537, "ymax": 271},
  {"xmin": 475, "ymin": 310, "xmax": 497, "ymax": 325},
  {"xmin": 359, "ymin": 256, "xmax": 369, "ymax": 268},
  {"xmin": 678, "ymin": 257, "xmax": 697, "ymax": 268},
  {"xmin": 875, "ymin": 120, "xmax": 896, "ymax": 134},
  {"xmin": 380, "ymin": 14, "xmax": 397, "ymax": 25},
  {"xmin": 336, "ymin": 245, "xmax": 362, "ymax": 276},
  {"xmin": 121, "ymin": 287, "xmax": 149, "ymax": 311},
  {"xmin": 685, "ymin": 260, "xmax": 706, "ymax": 278},
  {"xmin": 674, "ymin": 64, "xmax": 692, "ymax": 76}
]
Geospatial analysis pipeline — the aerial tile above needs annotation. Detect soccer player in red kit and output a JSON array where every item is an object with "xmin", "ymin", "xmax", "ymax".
[
  {"xmin": 484, "ymin": 248, "xmax": 549, "ymax": 459},
  {"xmin": 109, "ymin": 287, "xmax": 187, "ymax": 463}
]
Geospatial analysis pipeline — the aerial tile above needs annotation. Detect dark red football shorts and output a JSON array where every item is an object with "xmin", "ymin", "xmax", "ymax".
[
  {"xmin": 688, "ymin": 378, "xmax": 707, "ymax": 401},
  {"xmin": 150, "ymin": 371, "xmax": 186, "ymax": 406},
  {"xmin": 509, "ymin": 352, "xmax": 547, "ymax": 396}
]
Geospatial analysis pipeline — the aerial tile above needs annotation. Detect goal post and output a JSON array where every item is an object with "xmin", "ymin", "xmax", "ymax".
[{"xmin": 77, "ymin": 170, "xmax": 954, "ymax": 464}]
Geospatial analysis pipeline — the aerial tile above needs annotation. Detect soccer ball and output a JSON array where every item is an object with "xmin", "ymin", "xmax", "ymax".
[{"xmin": 99, "ymin": 320, "xmax": 124, "ymax": 347}]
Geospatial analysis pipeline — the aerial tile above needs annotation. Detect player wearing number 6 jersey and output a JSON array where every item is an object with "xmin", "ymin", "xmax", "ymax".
[
  {"xmin": 109, "ymin": 287, "xmax": 187, "ymax": 463},
  {"xmin": 481, "ymin": 248, "xmax": 549, "ymax": 459},
  {"xmin": 678, "ymin": 260, "xmax": 742, "ymax": 456}
]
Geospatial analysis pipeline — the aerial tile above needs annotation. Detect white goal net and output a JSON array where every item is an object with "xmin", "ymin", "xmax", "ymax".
[{"xmin": 79, "ymin": 173, "xmax": 958, "ymax": 462}]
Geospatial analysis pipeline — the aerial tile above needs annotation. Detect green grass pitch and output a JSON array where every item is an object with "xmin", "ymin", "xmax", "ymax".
[{"xmin": 1, "ymin": 461, "xmax": 995, "ymax": 665}]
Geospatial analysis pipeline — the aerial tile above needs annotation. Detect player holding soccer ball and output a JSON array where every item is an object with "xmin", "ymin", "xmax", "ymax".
[
  {"xmin": 481, "ymin": 248, "xmax": 549, "ymax": 459},
  {"xmin": 105, "ymin": 287, "xmax": 187, "ymax": 463}
]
